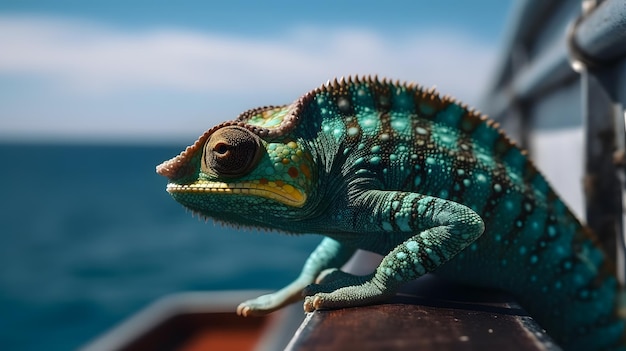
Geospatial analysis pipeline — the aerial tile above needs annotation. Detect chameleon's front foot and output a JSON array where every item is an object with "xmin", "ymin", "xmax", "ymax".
[
  {"xmin": 302, "ymin": 270, "xmax": 393, "ymax": 312},
  {"xmin": 302, "ymin": 281, "xmax": 394, "ymax": 312}
]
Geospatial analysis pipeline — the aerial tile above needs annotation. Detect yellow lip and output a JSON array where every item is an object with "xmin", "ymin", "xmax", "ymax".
[{"xmin": 166, "ymin": 181, "xmax": 307, "ymax": 207}]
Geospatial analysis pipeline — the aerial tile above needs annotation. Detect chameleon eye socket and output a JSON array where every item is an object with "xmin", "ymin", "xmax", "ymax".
[{"xmin": 201, "ymin": 126, "xmax": 263, "ymax": 178}]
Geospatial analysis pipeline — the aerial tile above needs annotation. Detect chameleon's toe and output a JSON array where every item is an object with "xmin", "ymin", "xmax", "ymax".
[
  {"xmin": 303, "ymin": 295, "xmax": 323, "ymax": 312},
  {"xmin": 236, "ymin": 294, "xmax": 284, "ymax": 317},
  {"xmin": 236, "ymin": 303, "xmax": 251, "ymax": 317},
  {"xmin": 237, "ymin": 301, "xmax": 270, "ymax": 317}
]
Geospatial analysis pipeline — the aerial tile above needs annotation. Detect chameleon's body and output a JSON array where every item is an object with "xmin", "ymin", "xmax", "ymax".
[{"xmin": 157, "ymin": 76, "xmax": 625, "ymax": 350}]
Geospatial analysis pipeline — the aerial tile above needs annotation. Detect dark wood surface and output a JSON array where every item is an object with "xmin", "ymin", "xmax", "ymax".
[{"xmin": 287, "ymin": 275, "xmax": 562, "ymax": 350}]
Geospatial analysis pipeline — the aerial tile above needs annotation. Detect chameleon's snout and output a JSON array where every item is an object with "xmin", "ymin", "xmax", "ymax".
[
  {"xmin": 156, "ymin": 158, "xmax": 193, "ymax": 181},
  {"xmin": 156, "ymin": 160, "xmax": 174, "ymax": 179}
]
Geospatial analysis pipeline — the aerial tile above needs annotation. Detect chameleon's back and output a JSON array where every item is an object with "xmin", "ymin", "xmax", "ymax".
[{"xmin": 300, "ymin": 77, "xmax": 625, "ymax": 349}]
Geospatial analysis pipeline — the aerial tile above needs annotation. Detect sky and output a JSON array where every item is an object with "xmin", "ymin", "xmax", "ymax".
[{"xmin": 0, "ymin": 0, "xmax": 514, "ymax": 143}]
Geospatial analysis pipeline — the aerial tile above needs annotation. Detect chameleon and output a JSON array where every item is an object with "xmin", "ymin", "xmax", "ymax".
[{"xmin": 156, "ymin": 76, "xmax": 625, "ymax": 350}]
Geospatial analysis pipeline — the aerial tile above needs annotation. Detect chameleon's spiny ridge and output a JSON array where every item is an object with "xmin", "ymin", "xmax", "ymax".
[
  {"xmin": 158, "ymin": 76, "xmax": 626, "ymax": 351},
  {"xmin": 157, "ymin": 75, "xmax": 522, "ymax": 181}
]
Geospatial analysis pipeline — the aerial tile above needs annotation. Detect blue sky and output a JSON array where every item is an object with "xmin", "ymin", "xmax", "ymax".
[{"xmin": 0, "ymin": 1, "xmax": 513, "ymax": 143}]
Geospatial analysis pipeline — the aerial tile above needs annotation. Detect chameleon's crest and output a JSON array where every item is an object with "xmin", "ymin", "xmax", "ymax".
[
  {"xmin": 234, "ymin": 105, "xmax": 299, "ymax": 137},
  {"xmin": 300, "ymin": 75, "xmax": 528, "ymax": 166},
  {"xmin": 158, "ymin": 75, "xmax": 527, "ymax": 186}
]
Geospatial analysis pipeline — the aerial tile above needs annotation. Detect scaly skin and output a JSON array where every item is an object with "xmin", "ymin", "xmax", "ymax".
[{"xmin": 157, "ymin": 76, "xmax": 625, "ymax": 350}]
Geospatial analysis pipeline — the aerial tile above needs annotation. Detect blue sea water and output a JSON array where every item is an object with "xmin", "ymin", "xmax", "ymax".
[{"xmin": 0, "ymin": 143, "xmax": 320, "ymax": 351}]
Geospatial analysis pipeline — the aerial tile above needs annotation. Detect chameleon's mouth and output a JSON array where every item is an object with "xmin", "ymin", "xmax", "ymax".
[{"xmin": 166, "ymin": 180, "xmax": 307, "ymax": 207}]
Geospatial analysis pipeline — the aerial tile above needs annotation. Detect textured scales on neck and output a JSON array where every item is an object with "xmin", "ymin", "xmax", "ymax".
[{"xmin": 157, "ymin": 75, "xmax": 625, "ymax": 350}]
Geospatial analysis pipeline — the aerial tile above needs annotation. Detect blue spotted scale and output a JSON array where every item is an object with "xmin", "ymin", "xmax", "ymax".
[{"xmin": 156, "ymin": 76, "xmax": 626, "ymax": 350}]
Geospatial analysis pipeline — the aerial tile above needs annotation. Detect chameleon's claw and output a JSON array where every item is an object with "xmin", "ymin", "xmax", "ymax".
[
  {"xmin": 236, "ymin": 303, "xmax": 250, "ymax": 317},
  {"xmin": 236, "ymin": 289, "xmax": 307, "ymax": 317},
  {"xmin": 303, "ymin": 297, "xmax": 313, "ymax": 312},
  {"xmin": 303, "ymin": 295, "xmax": 322, "ymax": 312}
]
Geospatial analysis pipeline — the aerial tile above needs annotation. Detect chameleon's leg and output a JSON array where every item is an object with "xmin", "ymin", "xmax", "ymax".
[
  {"xmin": 303, "ymin": 191, "xmax": 484, "ymax": 312},
  {"xmin": 237, "ymin": 237, "xmax": 355, "ymax": 316}
]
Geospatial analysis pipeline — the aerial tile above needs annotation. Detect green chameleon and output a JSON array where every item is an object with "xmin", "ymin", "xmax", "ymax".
[{"xmin": 156, "ymin": 76, "xmax": 625, "ymax": 350}]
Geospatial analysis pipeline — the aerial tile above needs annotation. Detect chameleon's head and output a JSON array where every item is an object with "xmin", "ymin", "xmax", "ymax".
[{"xmin": 156, "ymin": 105, "xmax": 316, "ymax": 231}]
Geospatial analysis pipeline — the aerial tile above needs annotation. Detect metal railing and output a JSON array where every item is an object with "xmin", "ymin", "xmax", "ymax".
[{"xmin": 481, "ymin": 0, "xmax": 626, "ymax": 282}]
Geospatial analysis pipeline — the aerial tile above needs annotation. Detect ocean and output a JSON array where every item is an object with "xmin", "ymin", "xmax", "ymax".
[{"xmin": 0, "ymin": 143, "xmax": 320, "ymax": 351}]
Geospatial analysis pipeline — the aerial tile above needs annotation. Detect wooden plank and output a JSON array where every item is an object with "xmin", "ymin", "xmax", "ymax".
[
  {"xmin": 118, "ymin": 312, "xmax": 267, "ymax": 351},
  {"xmin": 286, "ymin": 275, "xmax": 561, "ymax": 350}
]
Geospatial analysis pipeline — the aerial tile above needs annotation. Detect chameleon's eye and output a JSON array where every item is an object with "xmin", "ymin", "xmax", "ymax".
[{"xmin": 201, "ymin": 126, "xmax": 263, "ymax": 178}]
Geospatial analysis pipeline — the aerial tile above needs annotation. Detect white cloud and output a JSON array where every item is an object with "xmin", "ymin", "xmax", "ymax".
[{"xmin": 0, "ymin": 15, "xmax": 497, "ymax": 141}]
